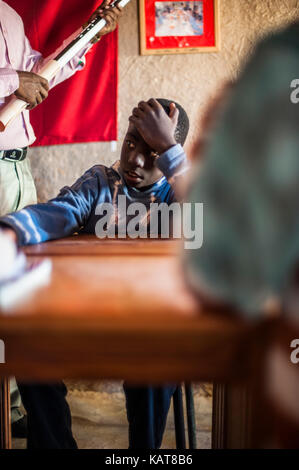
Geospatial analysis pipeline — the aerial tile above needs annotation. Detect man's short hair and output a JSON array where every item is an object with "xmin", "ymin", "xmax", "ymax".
[{"xmin": 157, "ymin": 98, "xmax": 189, "ymax": 146}]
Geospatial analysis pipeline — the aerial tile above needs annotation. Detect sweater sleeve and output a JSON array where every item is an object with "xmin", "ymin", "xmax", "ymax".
[
  {"xmin": 0, "ymin": 167, "xmax": 100, "ymax": 246},
  {"xmin": 155, "ymin": 144, "xmax": 189, "ymax": 202}
]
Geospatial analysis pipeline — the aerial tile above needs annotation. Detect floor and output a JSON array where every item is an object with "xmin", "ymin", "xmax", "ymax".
[{"xmin": 13, "ymin": 381, "xmax": 212, "ymax": 449}]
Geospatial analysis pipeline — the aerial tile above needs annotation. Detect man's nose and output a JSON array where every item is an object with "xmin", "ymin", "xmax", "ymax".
[{"xmin": 128, "ymin": 150, "xmax": 145, "ymax": 168}]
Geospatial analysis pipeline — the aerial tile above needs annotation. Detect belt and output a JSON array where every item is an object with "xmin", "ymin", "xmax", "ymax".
[{"xmin": 0, "ymin": 147, "xmax": 28, "ymax": 162}]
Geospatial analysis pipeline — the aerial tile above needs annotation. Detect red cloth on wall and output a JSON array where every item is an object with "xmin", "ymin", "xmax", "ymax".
[{"xmin": 6, "ymin": 0, "xmax": 117, "ymax": 146}]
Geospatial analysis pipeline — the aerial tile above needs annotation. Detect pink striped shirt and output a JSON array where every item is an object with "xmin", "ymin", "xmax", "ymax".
[{"xmin": 0, "ymin": 0, "xmax": 92, "ymax": 150}]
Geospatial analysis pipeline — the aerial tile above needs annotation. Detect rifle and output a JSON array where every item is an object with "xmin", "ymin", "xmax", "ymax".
[{"xmin": 0, "ymin": 0, "xmax": 130, "ymax": 132}]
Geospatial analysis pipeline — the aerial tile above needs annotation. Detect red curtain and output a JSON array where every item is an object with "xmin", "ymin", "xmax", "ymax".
[{"xmin": 6, "ymin": 0, "xmax": 118, "ymax": 146}]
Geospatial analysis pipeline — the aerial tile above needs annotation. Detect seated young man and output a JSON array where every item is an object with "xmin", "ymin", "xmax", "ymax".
[{"xmin": 0, "ymin": 97, "xmax": 190, "ymax": 449}]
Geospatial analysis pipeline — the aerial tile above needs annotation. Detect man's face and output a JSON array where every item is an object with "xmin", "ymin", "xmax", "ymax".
[{"xmin": 120, "ymin": 123, "xmax": 164, "ymax": 189}]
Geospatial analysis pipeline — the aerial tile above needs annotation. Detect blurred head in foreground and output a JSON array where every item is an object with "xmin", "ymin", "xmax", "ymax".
[{"xmin": 184, "ymin": 22, "xmax": 299, "ymax": 318}]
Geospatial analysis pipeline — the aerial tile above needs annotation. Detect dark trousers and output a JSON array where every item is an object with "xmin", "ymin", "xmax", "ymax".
[
  {"xmin": 17, "ymin": 381, "xmax": 177, "ymax": 449},
  {"xmin": 17, "ymin": 382, "xmax": 77, "ymax": 449},
  {"xmin": 123, "ymin": 383, "xmax": 178, "ymax": 449}
]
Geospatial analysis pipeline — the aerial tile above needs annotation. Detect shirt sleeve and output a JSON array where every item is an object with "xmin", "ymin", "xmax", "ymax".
[
  {"xmin": 0, "ymin": 68, "xmax": 19, "ymax": 97},
  {"xmin": 24, "ymin": 29, "xmax": 93, "ymax": 89},
  {"xmin": 0, "ymin": 167, "xmax": 100, "ymax": 246},
  {"xmin": 156, "ymin": 144, "xmax": 189, "ymax": 202},
  {"xmin": 184, "ymin": 31, "xmax": 299, "ymax": 317}
]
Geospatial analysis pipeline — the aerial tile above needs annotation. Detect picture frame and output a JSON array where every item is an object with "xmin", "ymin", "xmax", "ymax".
[{"xmin": 139, "ymin": 0, "xmax": 220, "ymax": 55}]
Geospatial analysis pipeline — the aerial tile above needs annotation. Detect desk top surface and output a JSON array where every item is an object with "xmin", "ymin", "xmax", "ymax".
[
  {"xmin": 0, "ymin": 236, "xmax": 256, "ymax": 382},
  {"xmin": 5, "ymin": 235, "xmax": 193, "ymax": 320},
  {"xmin": 23, "ymin": 235, "xmax": 180, "ymax": 257}
]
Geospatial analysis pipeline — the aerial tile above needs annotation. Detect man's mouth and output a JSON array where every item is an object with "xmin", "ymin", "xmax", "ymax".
[{"xmin": 125, "ymin": 170, "xmax": 143, "ymax": 183}]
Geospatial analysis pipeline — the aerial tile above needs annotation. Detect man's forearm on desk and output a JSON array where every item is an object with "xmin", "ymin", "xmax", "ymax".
[{"xmin": 0, "ymin": 171, "xmax": 97, "ymax": 246}]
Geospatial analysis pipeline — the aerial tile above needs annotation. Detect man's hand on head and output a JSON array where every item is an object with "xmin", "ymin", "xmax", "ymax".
[
  {"xmin": 84, "ymin": 0, "xmax": 123, "ymax": 44},
  {"xmin": 15, "ymin": 71, "xmax": 49, "ymax": 110},
  {"xmin": 129, "ymin": 98, "xmax": 179, "ymax": 155}
]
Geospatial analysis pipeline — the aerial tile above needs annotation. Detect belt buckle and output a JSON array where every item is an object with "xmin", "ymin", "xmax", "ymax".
[
  {"xmin": 3, "ymin": 148, "xmax": 25, "ymax": 162},
  {"xmin": 10, "ymin": 148, "xmax": 23, "ymax": 161}
]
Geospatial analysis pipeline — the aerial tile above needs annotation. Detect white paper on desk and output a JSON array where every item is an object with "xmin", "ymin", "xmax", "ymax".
[
  {"xmin": 0, "ymin": 258, "xmax": 52, "ymax": 311},
  {"xmin": 0, "ymin": 231, "xmax": 22, "ymax": 281},
  {"xmin": 0, "ymin": 252, "xmax": 27, "ymax": 282}
]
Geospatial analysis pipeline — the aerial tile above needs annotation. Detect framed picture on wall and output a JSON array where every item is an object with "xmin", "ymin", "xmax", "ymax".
[{"xmin": 139, "ymin": 0, "xmax": 220, "ymax": 55}]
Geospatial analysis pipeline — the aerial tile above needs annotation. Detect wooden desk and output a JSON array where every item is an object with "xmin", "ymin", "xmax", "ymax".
[
  {"xmin": 1, "ymin": 236, "xmax": 257, "ymax": 382},
  {"xmin": 0, "ymin": 235, "xmax": 263, "ymax": 448}
]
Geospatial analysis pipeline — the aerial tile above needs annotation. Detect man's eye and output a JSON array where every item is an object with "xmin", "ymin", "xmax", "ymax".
[
  {"xmin": 150, "ymin": 151, "xmax": 159, "ymax": 159},
  {"xmin": 126, "ymin": 140, "xmax": 135, "ymax": 149}
]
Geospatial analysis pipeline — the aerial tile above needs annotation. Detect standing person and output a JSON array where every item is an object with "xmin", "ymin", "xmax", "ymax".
[{"xmin": 0, "ymin": 0, "xmax": 122, "ymax": 437}]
